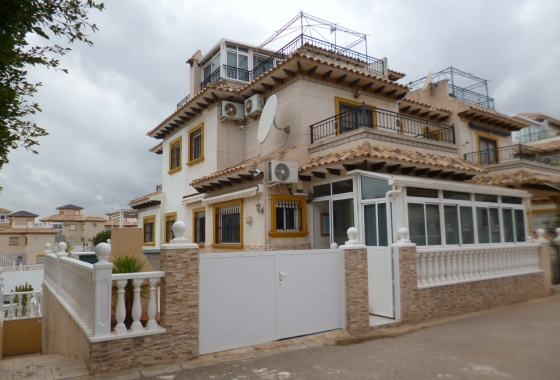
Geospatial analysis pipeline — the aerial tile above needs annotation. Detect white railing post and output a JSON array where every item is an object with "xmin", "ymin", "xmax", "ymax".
[
  {"xmin": 56, "ymin": 242, "xmax": 68, "ymax": 295},
  {"xmin": 130, "ymin": 278, "xmax": 143, "ymax": 333},
  {"xmin": 92, "ymin": 243, "xmax": 112, "ymax": 338},
  {"xmin": 114, "ymin": 279, "xmax": 127, "ymax": 335},
  {"xmin": 147, "ymin": 277, "xmax": 159, "ymax": 331}
]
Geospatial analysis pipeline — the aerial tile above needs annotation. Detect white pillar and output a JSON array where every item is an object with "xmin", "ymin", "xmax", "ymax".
[
  {"xmin": 147, "ymin": 277, "xmax": 159, "ymax": 330},
  {"xmin": 130, "ymin": 278, "xmax": 144, "ymax": 333},
  {"xmin": 92, "ymin": 243, "xmax": 112, "ymax": 338}
]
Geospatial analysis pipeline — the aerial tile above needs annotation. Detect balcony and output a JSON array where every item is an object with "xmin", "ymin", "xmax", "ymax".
[
  {"xmin": 515, "ymin": 129, "xmax": 560, "ymax": 144},
  {"xmin": 448, "ymin": 84, "xmax": 494, "ymax": 109},
  {"xmin": 198, "ymin": 34, "xmax": 385, "ymax": 91},
  {"xmin": 309, "ymin": 104, "xmax": 456, "ymax": 144},
  {"xmin": 177, "ymin": 95, "xmax": 190, "ymax": 110},
  {"xmin": 464, "ymin": 144, "xmax": 560, "ymax": 167}
]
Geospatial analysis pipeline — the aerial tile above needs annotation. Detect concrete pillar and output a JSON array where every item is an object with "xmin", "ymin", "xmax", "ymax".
[
  {"xmin": 187, "ymin": 50, "xmax": 203, "ymax": 101},
  {"xmin": 159, "ymin": 221, "xmax": 200, "ymax": 360},
  {"xmin": 392, "ymin": 228, "xmax": 417, "ymax": 323},
  {"xmin": 340, "ymin": 227, "xmax": 369, "ymax": 335},
  {"xmin": 535, "ymin": 229, "xmax": 552, "ymax": 294}
]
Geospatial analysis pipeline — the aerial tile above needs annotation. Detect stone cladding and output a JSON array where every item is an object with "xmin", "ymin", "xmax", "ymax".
[
  {"xmin": 88, "ymin": 246, "xmax": 200, "ymax": 374},
  {"xmin": 398, "ymin": 246, "xmax": 547, "ymax": 323},
  {"xmin": 344, "ymin": 247, "xmax": 370, "ymax": 335}
]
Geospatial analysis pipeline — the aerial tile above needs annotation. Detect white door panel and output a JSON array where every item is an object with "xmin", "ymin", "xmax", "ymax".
[{"xmin": 367, "ymin": 247, "xmax": 394, "ymax": 318}]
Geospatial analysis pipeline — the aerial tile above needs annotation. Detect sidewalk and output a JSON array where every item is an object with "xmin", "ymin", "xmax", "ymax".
[{"xmin": 3, "ymin": 288, "xmax": 560, "ymax": 380}]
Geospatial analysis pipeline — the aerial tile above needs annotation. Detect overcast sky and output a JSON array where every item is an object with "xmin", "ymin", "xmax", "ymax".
[{"xmin": 1, "ymin": 0, "xmax": 559, "ymax": 219}]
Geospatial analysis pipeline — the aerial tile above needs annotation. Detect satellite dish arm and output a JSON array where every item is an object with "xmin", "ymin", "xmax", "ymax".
[{"xmin": 273, "ymin": 117, "xmax": 290, "ymax": 133}]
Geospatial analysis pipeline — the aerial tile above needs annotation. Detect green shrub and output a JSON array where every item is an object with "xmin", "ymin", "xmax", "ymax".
[
  {"xmin": 12, "ymin": 283, "xmax": 34, "ymax": 316},
  {"xmin": 93, "ymin": 230, "xmax": 111, "ymax": 246}
]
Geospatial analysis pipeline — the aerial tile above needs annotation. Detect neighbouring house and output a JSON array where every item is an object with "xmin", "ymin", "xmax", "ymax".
[
  {"xmin": 7, "ymin": 210, "xmax": 39, "ymax": 228},
  {"xmin": 39, "ymin": 204, "xmax": 107, "ymax": 246},
  {"xmin": 0, "ymin": 208, "xmax": 10, "ymax": 226},
  {"xmin": 104, "ymin": 209, "xmax": 139, "ymax": 230},
  {"xmin": 0, "ymin": 225, "xmax": 57, "ymax": 264}
]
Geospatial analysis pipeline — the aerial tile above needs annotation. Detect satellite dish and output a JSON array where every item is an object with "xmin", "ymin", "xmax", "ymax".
[
  {"xmin": 257, "ymin": 95, "xmax": 277, "ymax": 143},
  {"xmin": 421, "ymin": 71, "xmax": 433, "ymax": 91}
]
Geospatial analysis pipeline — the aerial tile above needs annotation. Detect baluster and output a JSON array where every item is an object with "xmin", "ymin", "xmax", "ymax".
[
  {"xmin": 427, "ymin": 253, "xmax": 434, "ymax": 285},
  {"xmin": 451, "ymin": 251, "xmax": 458, "ymax": 282},
  {"xmin": 464, "ymin": 251, "xmax": 472, "ymax": 280},
  {"xmin": 30, "ymin": 293, "xmax": 36, "ymax": 317},
  {"xmin": 532, "ymin": 248, "xmax": 540, "ymax": 271},
  {"xmin": 36, "ymin": 292, "xmax": 42, "ymax": 317},
  {"xmin": 115, "ymin": 279, "xmax": 127, "ymax": 334},
  {"xmin": 473, "ymin": 251, "xmax": 479, "ymax": 278},
  {"xmin": 457, "ymin": 251, "xmax": 464, "ymax": 281},
  {"xmin": 131, "ymin": 278, "xmax": 144, "ymax": 333},
  {"xmin": 507, "ymin": 249, "xmax": 513, "ymax": 274},
  {"xmin": 433, "ymin": 252, "xmax": 440, "ymax": 284},
  {"xmin": 147, "ymin": 278, "xmax": 159, "ymax": 330},
  {"xmin": 444, "ymin": 252, "xmax": 452, "ymax": 283},
  {"xmin": 501, "ymin": 250, "xmax": 507, "ymax": 275},
  {"xmin": 16, "ymin": 294, "xmax": 23, "ymax": 318},
  {"xmin": 7, "ymin": 294, "xmax": 14, "ymax": 319},
  {"xmin": 512, "ymin": 249, "xmax": 518, "ymax": 273},
  {"xmin": 496, "ymin": 250, "xmax": 503, "ymax": 275},
  {"xmin": 480, "ymin": 251, "xmax": 487, "ymax": 278}
]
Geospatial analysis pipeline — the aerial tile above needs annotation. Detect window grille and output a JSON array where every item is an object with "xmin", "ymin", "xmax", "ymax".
[
  {"xmin": 190, "ymin": 128, "xmax": 202, "ymax": 161},
  {"xmin": 144, "ymin": 221, "xmax": 154, "ymax": 243},
  {"xmin": 275, "ymin": 200, "xmax": 301, "ymax": 231},
  {"xmin": 171, "ymin": 144, "xmax": 180, "ymax": 169},
  {"xmin": 216, "ymin": 205, "xmax": 240, "ymax": 244},
  {"xmin": 195, "ymin": 211, "xmax": 206, "ymax": 244}
]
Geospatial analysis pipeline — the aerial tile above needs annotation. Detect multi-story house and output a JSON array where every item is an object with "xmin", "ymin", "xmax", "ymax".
[
  {"xmin": 130, "ymin": 18, "xmax": 532, "ymax": 256},
  {"xmin": 0, "ymin": 208, "xmax": 10, "ymax": 225},
  {"xmin": 39, "ymin": 204, "xmax": 107, "ymax": 245}
]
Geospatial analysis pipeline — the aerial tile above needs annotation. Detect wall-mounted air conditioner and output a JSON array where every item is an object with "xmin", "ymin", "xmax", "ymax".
[
  {"xmin": 268, "ymin": 161, "xmax": 299, "ymax": 185},
  {"xmin": 220, "ymin": 101, "xmax": 244, "ymax": 121},
  {"xmin": 244, "ymin": 94, "xmax": 264, "ymax": 118}
]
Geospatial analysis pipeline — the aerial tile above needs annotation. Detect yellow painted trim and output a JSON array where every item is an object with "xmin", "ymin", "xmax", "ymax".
[
  {"xmin": 187, "ymin": 123, "xmax": 204, "ymax": 167},
  {"xmin": 25, "ymin": 236, "xmax": 28, "ymax": 245},
  {"xmin": 142, "ymin": 214, "xmax": 156, "ymax": 246},
  {"xmin": 164, "ymin": 212, "xmax": 177, "ymax": 244},
  {"xmin": 168, "ymin": 135, "xmax": 182, "ymax": 175},
  {"xmin": 212, "ymin": 199, "xmax": 243, "ymax": 249},
  {"xmin": 36, "ymin": 254, "xmax": 45, "ymax": 264},
  {"xmin": 192, "ymin": 206, "xmax": 206, "ymax": 248},
  {"xmin": 334, "ymin": 97, "xmax": 377, "ymax": 134},
  {"xmin": 269, "ymin": 194, "xmax": 309, "ymax": 238},
  {"xmin": 9, "ymin": 236, "xmax": 19, "ymax": 245},
  {"xmin": 475, "ymin": 131, "xmax": 499, "ymax": 150},
  {"xmin": 530, "ymin": 208, "xmax": 556, "ymax": 214},
  {"xmin": 82, "ymin": 223, "xmax": 86, "ymax": 231}
]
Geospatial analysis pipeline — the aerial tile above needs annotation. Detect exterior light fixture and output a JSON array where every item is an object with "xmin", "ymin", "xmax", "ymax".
[{"xmin": 255, "ymin": 201, "xmax": 264, "ymax": 214}]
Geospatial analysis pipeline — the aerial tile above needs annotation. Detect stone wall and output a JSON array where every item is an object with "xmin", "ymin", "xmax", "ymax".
[
  {"xmin": 87, "ymin": 245, "xmax": 199, "ymax": 374},
  {"xmin": 344, "ymin": 247, "xmax": 369, "ymax": 335},
  {"xmin": 399, "ymin": 246, "xmax": 548, "ymax": 323}
]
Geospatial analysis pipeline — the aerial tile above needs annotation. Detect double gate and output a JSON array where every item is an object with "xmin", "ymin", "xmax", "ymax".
[{"xmin": 199, "ymin": 249, "xmax": 344, "ymax": 354}]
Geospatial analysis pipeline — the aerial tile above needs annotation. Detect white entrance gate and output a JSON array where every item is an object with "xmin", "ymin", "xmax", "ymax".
[
  {"xmin": 367, "ymin": 247, "xmax": 394, "ymax": 318},
  {"xmin": 199, "ymin": 249, "xmax": 343, "ymax": 354}
]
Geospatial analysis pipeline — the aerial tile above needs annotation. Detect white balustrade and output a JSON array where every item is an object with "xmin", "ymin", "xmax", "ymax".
[
  {"xmin": 42, "ymin": 241, "xmax": 166, "ymax": 341},
  {"xmin": 2, "ymin": 290, "xmax": 43, "ymax": 320},
  {"xmin": 1, "ymin": 264, "xmax": 44, "ymax": 273},
  {"xmin": 416, "ymin": 244, "xmax": 542, "ymax": 288}
]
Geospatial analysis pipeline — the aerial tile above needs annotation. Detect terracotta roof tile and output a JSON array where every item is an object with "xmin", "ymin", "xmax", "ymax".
[
  {"xmin": 529, "ymin": 139, "xmax": 560, "ymax": 153},
  {"xmin": 400, "ymin": 98, "xmax": 452, "ymax": 115},
  {"xmin": 149, "ymin": 142, "xmax": 163, "ymax": 153},
  {"xmin": 517, "ymin": 113, "xmax": 560, "ymax": 128},
  {"xmin": 0, "ymin": 208, "xmax": 11, "ymax": 214},
  {"xmin": 56, "ymin": 204, "xmax": 83, "ymax": 210},
  {"xmin": 128, "ymin": 190, "xmax": 162, "ymax": 206},
  {"xmin": 8, "ymin": 211, "xmax": 38, "ymax": 218},
  {"xmin": 459, "ymin": 106, "xmax": 530, "ymax": 130},
  {"xmin": 191, "ymin": 146, "xmax": 298, "ymax": 186},
  {"xmin": 39, "ymin": 214, "xmax": 107, "ymax": 223},
  {"xmin": 299, "ymin": 141, "xmax": 486, "ymax": 174},
  {"xmin": 469, "ymin": 169, "xmax": 560, "ymax": 187},
  {"xmin": 0, "ymin": 227, "xmax": 58, "ymax": 234}
]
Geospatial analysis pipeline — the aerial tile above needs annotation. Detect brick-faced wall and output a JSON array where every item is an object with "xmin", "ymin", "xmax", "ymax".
[
  {"xmin": 399, "ymin": 246, "xmax": 547, "ymax": 323},
  {"xmin": 88, "ymin": 245, "xmax": 199, "ymax": 374},
  {"xmin": 344, "ymin": 247, "xmax": 369, "ymax": 335}
]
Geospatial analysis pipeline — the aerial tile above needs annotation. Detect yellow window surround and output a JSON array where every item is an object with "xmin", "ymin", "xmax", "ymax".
[
  {"xmin": 9, "ymin": 236, "xmax": 19, "ymax": 245},
  {"xmin": 192, "ymin": 206, "xmax": 206, "ymax": 247},
  {"xmin": 164, "ymin": 212, "xmax": 177, "ymax": 244},
  {"xmin": 142, "ymin": 214, "xmax": 156, "ymax": 246},
  {"xmin": 269, "ymin": 194, "xmax": 309, "ymax": 238},
  {"xmin": 187, "ymin": 123, "xmax": 204, "ymax": 167},
  {"xmin": 168, "ymin": 136, "xmax": 182, "ymax": 175},
  {"xmin": 212, "ymin": 199, "xmax": 243, "ymax": 250},
  {"xmin": 334, "ymin": 97, "xmax": 378, "ymax": 134}
]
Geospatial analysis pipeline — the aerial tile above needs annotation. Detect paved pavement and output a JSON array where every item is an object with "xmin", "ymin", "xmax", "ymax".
[{"xmin": 2, "ymin": 293, "xmax": 559, "ymax": 379}]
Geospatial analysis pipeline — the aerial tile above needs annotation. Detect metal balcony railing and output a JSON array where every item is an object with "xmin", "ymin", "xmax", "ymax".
[
  {"xmin": 309, "ymin": 103, "xmax": 456, "ymax": 144},
  {"xmin": 199, "ymin": 34, "xmax": 385, "ymax": 91},
  {"xmin": 515, "ymin": 129, "xmax": 560, "ymax": 144},
  {"xmin": 200, "ymin": 67, "xmax": 221, "ymax": 90},
  {"xmin": 177, "ymin": 94, "xmax": 190, "ymax": 109},
  {"xmin": 463, "ymin": 143, "xmax": 560, "ymax": 166},
  {"xmin": 448, "ymin": 83, "xmax": 494, "ymax": 109}
]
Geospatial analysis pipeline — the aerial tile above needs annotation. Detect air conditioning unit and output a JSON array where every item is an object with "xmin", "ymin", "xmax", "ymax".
[
  {"xmin": 268, "ymin": 161, "xmax": 298, "ymax": 185},
  {"xmin": 63, "ymin": 223, "xmax": 68, "ymax": 226},
  {"xmin": 244, "ymin": 94, "xmax": 264, "ymax": 118},
  {"xmin": 220, "ymin": 101, "xmax": 244, "ymax": 121}
]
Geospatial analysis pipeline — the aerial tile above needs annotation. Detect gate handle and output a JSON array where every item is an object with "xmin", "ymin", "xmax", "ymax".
[{"xmin": 279, "ymin": 271, "xmax": 288, "ymax": 284}]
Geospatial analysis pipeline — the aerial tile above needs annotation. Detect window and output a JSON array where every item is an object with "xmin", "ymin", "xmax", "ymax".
[
  {"xmin": 25, "ymin": 236, "xmax": 28, "ymax": 245},
  {"xmin": 69, "ymin": 224, "xmax": 77, "ymax": 231},
  {"xmin": 168, "ymin": 136, "xmax": 182, "ymax": 174},
  {"xmin": 213, "ymin": 200, "xmax": 242, "ymax": 248},
  {"xmin": 362, "ymin": 177, "xmax": 392, "ymax": 200},
  {"xmin": 82, "ymin": 223, "xmax": 86, "ymax": 231},
  {"xmin": 9, "ymin": 236, "xmax": 19, "ymax": 245},
  {"xmin": 225, "ymin": 45, "xmax": 249, "ymax": 82},
  {"xmin": 143, "ymin": 215, "xmax": 155, "ymax": 245},
  {"xmin": 0, "ymin": 215, "xmax": 6, "ymax": 222},
  {"xmin": 52, "ymin": 223, "xmax": 62, "ymax": 233},
  {"xmin": 270, "ymin": 195, "xmax": 308, "ymax": 238},
  {"xmin": 407, "ymin": 187, "xmax": 438, "ymax": 198},
  {"xmin": 335, "ymin": 98, "xmax": 375, "ymax": 134},
  {"xmin": 193, "ymin": 208, "xmax": 206, "ymax": 246},
  {"xmin": 188, "ymin": 124, "xmax": 204, "ymax": 166},
  {"xmin": 313, "ymin": 179, "xmax": 354, "ymax": 198},
  {"xmin": 202, "ymin": 53, "xmax": 220, "ymax": 84},
  {"xmin": 164, "ymin": 212, "xmax": 177, "ymax": 244},
  {"xmin": 253, "ymin": 54, "xmax": 275, "ymax": 78},
  {"xmin": 478, "ymin": 136, "xmax": 498, "ymax": 165},
  {"xmin": 364, "ymin": 203, "xmax": 388, "ymax": 246}
]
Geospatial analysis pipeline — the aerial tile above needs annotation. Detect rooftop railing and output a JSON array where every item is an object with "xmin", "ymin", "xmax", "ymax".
[
  {"xmin": 309, "ymin": 103, "xmax": 456, "ymax": 144},
  {"xmin": 515, "ymin": 129, "xmax": 560, "ymax": 144},
  {"xmin": 198, "ymin": 34, "xmax": 385, "ymax": 91},
  {"xmin": 448, "ymin": 83, "xmax": 494, "ymax": 109},
  {"xmin": 177, "ymin": 94, "xmax": 190, "ymax": 109},
  {"xmin": 464, "ymin": 143, "xmax": 560, "ymax": 166}
]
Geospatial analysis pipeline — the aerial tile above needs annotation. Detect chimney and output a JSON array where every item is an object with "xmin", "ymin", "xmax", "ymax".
[{"xmin": 187, "ymin": 50, "xmax": 203, "ymax": 100}]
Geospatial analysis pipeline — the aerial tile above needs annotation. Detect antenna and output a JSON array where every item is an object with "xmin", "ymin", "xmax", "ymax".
[
  {"xmin": 257, "ymin": 95, "xmax": 290, "ymax": 143},
  {"xmin": 421, "ymin": 71, "xmax": 433, "ymax": 91}
]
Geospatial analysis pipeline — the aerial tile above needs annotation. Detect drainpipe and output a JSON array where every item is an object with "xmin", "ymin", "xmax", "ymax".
[
  {"xmin": 385, "ymin": 187, "xmax": 402, "ymax": 202},
  {"xmin": 386, "ymin": 186, "xmax": 402, "ymax": 245}
]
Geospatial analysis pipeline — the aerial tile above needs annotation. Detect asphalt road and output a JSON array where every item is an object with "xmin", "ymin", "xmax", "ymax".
[{"xmin": 151, "ymin": 294, "xmax": 560, "ymax": 380}]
